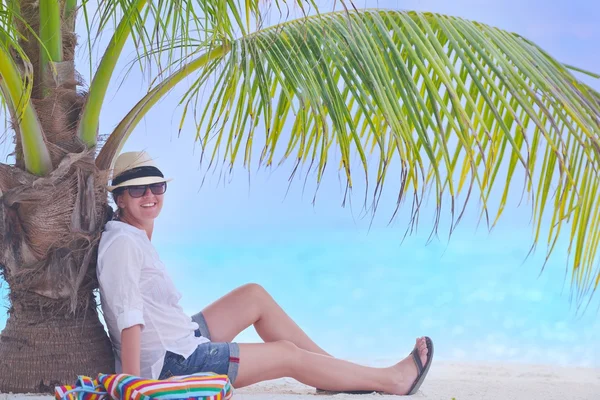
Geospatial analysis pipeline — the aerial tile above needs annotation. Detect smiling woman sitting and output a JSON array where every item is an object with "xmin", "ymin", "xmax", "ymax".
[{"xmin": 96, "ymin": 150, "xmax": 434, "ymax": 396}]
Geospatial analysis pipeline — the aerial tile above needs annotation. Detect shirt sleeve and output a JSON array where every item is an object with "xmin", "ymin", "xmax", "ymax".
[{"xmin": 98, "ymin": 235, "xmax": 145, "ymax": 332}]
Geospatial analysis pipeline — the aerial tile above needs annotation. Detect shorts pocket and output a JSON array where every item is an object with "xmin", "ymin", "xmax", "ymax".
[
  {"xmin": 159, "ymin": 351, "xmax": 185, "ymax": 379},
  {"xmin": 159, "ymin": 369, "xmax": 174, "ymax": 380}
]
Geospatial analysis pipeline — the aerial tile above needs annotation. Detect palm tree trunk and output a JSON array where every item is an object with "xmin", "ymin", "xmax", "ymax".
[
  {"xmin": 0, "ymin": 148, "xmax": 117, "ymax": 394},
  {"xmin": 0, "ymin": 296, "xmax": 114, "ymax": 393},
  {"xmin": 0, "ymin": 1, "xmax": 116, "ymax": 393},
  {"xmin": 0, "ymin": 154, "xmax": 117, "ymax": 393}
]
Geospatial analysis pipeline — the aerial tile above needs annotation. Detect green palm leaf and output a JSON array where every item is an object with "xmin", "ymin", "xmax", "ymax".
[
  {"xmin": 77, "ymin": 0, "xmax": 318, "ymax": 76},
  {"xmin": 76, "ymin": 0, "xmax": 319, "ymax": 146},
  {"xmin": 0, "ymin": 2, "xmax": 53, "ymax": 175},
  {"xmin": 105, "ymin": 9, "xmax": 599, "ymax": 305}
]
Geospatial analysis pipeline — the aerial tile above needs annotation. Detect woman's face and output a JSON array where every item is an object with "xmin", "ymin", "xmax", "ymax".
[{"xmin": 116, "ymin": 183, "xmax": 165, "ymax": 225}]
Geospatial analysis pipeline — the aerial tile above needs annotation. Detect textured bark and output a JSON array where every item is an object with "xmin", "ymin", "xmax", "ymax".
[
  {"xmin": 0, "ymin": 297, "xmax": 114, "ymax": 394},
  {"xmin": 0, "ymin": 153, "xmax": 116, "ymax": 393}
]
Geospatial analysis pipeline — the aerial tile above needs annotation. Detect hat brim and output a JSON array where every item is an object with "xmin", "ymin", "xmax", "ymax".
[{"xmin": 107, "ymin": 176, "xmax": 173, "ymax": 192}]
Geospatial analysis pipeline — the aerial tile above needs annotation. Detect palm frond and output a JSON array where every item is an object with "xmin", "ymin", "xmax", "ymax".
[
  {"xmin": 78, "ymin": 0, "xmax": 147, "ymax": 147},
  {"xmin": 95, "ymin": 42, "xmax": 229, "ymax": 169},
  {"xmin": 0, "ymin": 0, "xmax": 25, "ymax": 127},
  {"xmin": 79, "ymin": 0, "xmax": 319, "ymax": 75},
  {"xmin": 105, "ymin": 9, "xmax": 599, "ymax": 304},
  {"xmin": 78, "ymin": 0, "xmax": 320, "ymax": 147},
  {"xmin": 39, "ymin": 0, "xmax": 63, "ymax": 71},
  {"xmin": 0, "ymin": 2, "xmax": 53, "ymax": 175},
  {"xmin": 564, "ymin": 64, "xmax": 600, "ymax": 79},
  {"xmin": 0, "ymin": 41, "xmax": 52, "ymax": 175},
  {"xmin": 0, "ymin": 1, "xmax": 23, "ymax": 43}
]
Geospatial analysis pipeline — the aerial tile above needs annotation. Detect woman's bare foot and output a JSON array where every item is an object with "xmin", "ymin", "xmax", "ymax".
[{"xmin": 387, "ymin": 337, "xmax": 430, "ymax": 395}]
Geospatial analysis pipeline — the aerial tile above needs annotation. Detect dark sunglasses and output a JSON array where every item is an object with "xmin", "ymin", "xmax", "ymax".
[{"xmin": 118, "ymin": 182, "xmax": 167, "ymax": 198}]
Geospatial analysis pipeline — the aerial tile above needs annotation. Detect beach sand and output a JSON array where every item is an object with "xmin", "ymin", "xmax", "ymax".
[{"xmin": 2, "ymin": 362, "xmax": 599, "ymax": 400}]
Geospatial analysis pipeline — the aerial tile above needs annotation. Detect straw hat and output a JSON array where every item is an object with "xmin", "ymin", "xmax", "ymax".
[{"xmin": 107, "ymin": 151, "xmax": 172, "ymax": 192}]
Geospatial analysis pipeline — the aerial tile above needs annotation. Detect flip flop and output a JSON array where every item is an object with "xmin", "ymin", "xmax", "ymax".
[
  {"xmin": 315, "ymin": 337, "xmax": 434, "ymax": 396},
  {"xmin": 407, "ymin": 336, "xmax": 434, "ymax": 395}
]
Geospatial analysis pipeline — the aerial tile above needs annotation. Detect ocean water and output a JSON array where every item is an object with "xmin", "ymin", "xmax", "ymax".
[{"xmin": 149, "ymin": 227, "xmax": 599, "ymax": 368}]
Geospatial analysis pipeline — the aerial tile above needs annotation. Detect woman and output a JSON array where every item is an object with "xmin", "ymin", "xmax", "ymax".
[{"xmin": 97, "ymin": 151, "xmax": 434, "ymax": 395}]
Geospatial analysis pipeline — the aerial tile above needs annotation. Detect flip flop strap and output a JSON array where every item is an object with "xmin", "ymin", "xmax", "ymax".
[{"xmin": 411, "ymin": 347, "xmax": 424, "ymax": 373}]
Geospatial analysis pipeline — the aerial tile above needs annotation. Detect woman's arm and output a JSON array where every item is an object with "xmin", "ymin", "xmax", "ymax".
[
  {"xmin": 98, "ymin": 236, "xmax": 146, "ymax": 376},
  {"xmin": 121, "ymin": 324, "xmax": 142, "ymax": 376}
]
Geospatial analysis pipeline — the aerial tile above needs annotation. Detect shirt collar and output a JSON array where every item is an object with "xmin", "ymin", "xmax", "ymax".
[{"xmin": 104, "ymin": 220, "xmax": 148, "ymax": 237}]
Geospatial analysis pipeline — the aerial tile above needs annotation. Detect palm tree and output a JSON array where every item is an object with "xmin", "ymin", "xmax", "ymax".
[{"xmin": 0, "ymin": 0, "xmax": 598, "ymax": 394}]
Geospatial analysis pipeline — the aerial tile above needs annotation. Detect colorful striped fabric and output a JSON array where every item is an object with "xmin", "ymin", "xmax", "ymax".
[
  {"xmin": 54, "ymin": 375, "xmax": 107, "ymax": 400},
  {"xmin": 55, "ymin": 372, "xmax": 233, "ymax": 400}
]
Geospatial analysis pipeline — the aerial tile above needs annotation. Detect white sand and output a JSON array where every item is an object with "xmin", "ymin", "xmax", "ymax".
[{"xmin": 2, "ymin": 362, "xmax": 599, "ymax": 400}]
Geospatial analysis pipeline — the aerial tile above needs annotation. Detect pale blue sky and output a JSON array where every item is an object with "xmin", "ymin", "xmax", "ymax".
[{"xmin": 1, "ymin": 0, "xmax": 599, "ymax": 365}]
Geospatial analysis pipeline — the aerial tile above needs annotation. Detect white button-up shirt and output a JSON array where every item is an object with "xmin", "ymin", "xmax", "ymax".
[{"xmin": 97, "ymin": 221, "xmax": 209, "ymax": 379}]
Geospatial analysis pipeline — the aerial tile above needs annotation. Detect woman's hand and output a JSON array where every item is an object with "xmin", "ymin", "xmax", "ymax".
[{"xmin": 121, "ymin": 324, "xmax": 142, "ymax": 376}]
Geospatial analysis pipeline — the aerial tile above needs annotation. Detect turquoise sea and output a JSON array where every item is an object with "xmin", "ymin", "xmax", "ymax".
[{"xmin": 151, "ymin": 226, "xmax": 599, "ymax": 368}]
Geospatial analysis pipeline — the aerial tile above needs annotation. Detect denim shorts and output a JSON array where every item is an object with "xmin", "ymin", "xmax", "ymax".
[{"xmin": 158, "ymin": 311, "xmax": 240, "ymax": 384}]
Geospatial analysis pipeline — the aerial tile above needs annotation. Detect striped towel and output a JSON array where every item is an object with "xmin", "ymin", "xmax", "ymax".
[{"xmin": 54, "ymin": 372, "xmax": 233, "ymax": 400}]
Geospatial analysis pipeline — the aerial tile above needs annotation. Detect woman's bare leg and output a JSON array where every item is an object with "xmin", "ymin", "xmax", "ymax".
[
  {"xmin": 234, "ymin": 338, "xmax": 429, "ymax": 395},
  {"xmin": 201, "ymin": 283, "xmax": 331, "ymax": 356}
]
